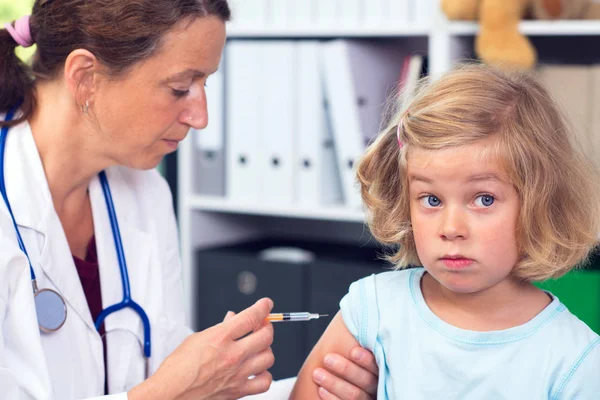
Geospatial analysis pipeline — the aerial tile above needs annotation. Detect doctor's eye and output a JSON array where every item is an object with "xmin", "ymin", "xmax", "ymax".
[
  {"xmin": 420, "ymin": 195, "xmax": 441, "ymax": 208},
  {"xmin": 474, "ymin": 194, "xmax": 495, "ymax": 207},
  {"xmin": 171, "ymin": 89, "xmax": 190, "ymax": 98}
]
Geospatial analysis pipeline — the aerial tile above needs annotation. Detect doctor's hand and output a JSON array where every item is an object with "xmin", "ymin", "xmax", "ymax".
[
  {"xmin": 314, "ymin": 347, "xmax": 379, "ymax": 400},
  {"xmin": 129, "ymin": 298, "xmax": 275, "ymax": 400}
]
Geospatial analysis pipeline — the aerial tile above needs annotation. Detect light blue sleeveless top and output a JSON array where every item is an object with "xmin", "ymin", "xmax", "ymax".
[{"xmin": 340, "ymin": 268, "xmax": 600, "ymax": 399}]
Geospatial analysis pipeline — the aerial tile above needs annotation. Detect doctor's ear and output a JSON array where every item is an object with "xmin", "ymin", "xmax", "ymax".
[{"xmin": 63, "ymin": 49, "xmax": 102, "ymax": 113}]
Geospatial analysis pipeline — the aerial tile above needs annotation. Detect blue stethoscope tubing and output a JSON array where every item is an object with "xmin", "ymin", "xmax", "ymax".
[
  {"xmin": 0, "ymin": 107, "xmax": 34, "ymax": 276},
  {"xmin": 96, "ymin": 172, "xmax": 151, "ymax": 360},
  {"xmin": 0, "ymin": 106, "xmax": 151, "ymax": 362}
]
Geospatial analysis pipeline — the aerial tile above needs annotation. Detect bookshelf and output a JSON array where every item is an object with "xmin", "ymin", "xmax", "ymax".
[
  {"xmin": 449, "ymin": 20, "xmax": 600, "ymax": 36},
  {"xmin": 178, "ymin": 9, "xmax": 600, "ymax": 325},
  {"xmin": 226, "ymin": 25, "xmax": 431, "ymax": 38},
  {"xmin": 188, "ymin": 195, "xmax": 366, "ymax": 223}
]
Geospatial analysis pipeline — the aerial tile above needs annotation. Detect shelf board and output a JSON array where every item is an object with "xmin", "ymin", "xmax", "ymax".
[
  {"xmin": 187, "ymin": 195, "xmax": 366, "ymax": 223},
  {"xmin": 226, "ymin": 25, "xmax": 431, "ymax": 38},
  {"xmin": 449, "ymin": 20, "xmax": 600, "ymax": 36}
]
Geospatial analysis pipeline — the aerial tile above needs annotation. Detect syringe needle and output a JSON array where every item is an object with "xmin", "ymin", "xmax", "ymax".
[{"xmin": 267, "ymin": 312, "xmax": 330, "ymax": 322}]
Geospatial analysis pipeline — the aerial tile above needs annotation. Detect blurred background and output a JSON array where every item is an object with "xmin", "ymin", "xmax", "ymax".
[{"xmin": 3, "ymin": 0, "xmax": 600, "ymax": 380}]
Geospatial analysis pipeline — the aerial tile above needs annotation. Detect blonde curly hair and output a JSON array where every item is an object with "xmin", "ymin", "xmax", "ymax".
[{"xmin": 356, "ymin": 63, "xmax": 600, "ymax": 281}]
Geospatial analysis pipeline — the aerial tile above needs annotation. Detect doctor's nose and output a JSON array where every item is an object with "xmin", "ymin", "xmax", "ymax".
[
  {"xmin": 439, "ymin": 206, "xmax": 468, "ymax": 241},
  {"xmin": 180, "ymin": 98, "xmax": 208, "ymax": 130}
]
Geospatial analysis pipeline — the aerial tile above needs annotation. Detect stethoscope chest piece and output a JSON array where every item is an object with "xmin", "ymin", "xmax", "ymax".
[{"xmin": 34, "ymin": 285, "xmax": 67, "ymax": 333}]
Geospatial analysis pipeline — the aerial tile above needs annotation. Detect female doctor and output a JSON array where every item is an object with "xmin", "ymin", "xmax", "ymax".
[{"xmin": 0, "ymin": 0, "xmax": 379, "ymax": 399}]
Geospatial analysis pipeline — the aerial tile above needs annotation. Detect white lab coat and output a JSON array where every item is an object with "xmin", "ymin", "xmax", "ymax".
[{"xmin": 0, "ymin": 120, "xmax": 294, "ymax": 399}]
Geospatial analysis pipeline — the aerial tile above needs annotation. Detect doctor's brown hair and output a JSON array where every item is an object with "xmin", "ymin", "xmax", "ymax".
[
  {"xmin": 357, "ymin": 64, "xmax": 600, "ymax": 281},
  {"xmin": 0, "ymin": 0, "xmax": 230, "ymax": 126}
]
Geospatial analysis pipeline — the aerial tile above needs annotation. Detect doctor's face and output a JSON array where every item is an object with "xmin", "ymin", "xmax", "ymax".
[{"xmin": 91, "ymin": 16, "xmax": 226, "ymax": 169}]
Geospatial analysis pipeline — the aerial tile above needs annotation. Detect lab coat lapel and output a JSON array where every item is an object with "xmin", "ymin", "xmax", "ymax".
[
  {"xmin": 5, "ymin": 121, "xmax": 97, "ymax": 332},
  {"xmin": 89, "ymin": 168, "xmax": 152, "ymax": 392}
]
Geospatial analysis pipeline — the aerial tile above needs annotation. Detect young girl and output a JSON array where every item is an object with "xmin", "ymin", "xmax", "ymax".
[{"xmin": 291, "ymin": 64, "xmax": 600, "ymax": 399}]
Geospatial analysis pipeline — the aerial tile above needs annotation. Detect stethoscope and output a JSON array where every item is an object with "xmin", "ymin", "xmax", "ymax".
[{"xmin": 0, "ymin": 106, "xmax": 151, "ymax": 378}]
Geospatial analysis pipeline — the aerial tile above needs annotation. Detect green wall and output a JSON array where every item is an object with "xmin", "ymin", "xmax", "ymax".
[
  {"xmin": 0, "ymin": 0, "xmax": 33, "ymax": 21},
  {"xmin": 1, "ymin": 0, "xmax": 35, "ymax": 61},
  {"xmin": 536, "ymin": 267, "xmax": 600, "ymax": 334}
]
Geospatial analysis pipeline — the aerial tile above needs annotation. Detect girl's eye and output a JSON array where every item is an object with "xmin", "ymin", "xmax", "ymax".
[
  {"xmin": 420, "ymin": 195, "xmax": 441, "ymax": 208},
  {"xmin": 475, "ymin": 195, "xmax": 495, "ymax": 207},
  {"xmin": 172, "ymin": 89, "xmax": 190, "ymax": 98}
]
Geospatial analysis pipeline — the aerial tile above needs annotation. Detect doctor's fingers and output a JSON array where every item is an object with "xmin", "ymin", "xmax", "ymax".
[
  {"xmin": 320, "ymin": 352, "xmax": 378, "ymax": 395},
  {"xmin": 233, "ymin": 319, "xmax": 274, "ymax": 360},
  {"xmin": 224, "ymin": 298, "xmax": 273, "ymax": 340},
  {"xmin": 237, "ymin": 346, "xmax": 275, "ymax": 379},
  {"xmin": 317, "ymin": 387, "xmax": 342, "ymax": 400},
  {"xmin": 314, "ymin": 365, "xmax": 374, "ymax": 400},
  {"xmin": 241, "ymin": 371, "xmax": 273, "ymax": 397},
  {"xmin": 348, "ymin": 347, "xmax": 379, "ymax": 376},
  {"xmin": 223, "ymin": 310, "xmax": 236, "ymax": 322}
]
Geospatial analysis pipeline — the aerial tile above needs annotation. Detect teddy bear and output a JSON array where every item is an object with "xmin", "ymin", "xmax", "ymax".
[{"xmin": 441, "ymin": 0, "xmax": 600, "ymax": 70}]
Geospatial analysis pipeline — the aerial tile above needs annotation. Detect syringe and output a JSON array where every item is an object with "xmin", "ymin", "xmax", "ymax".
[{"xmin": 267, "ymin": 312, "xmax": 329, "ymax": 322}]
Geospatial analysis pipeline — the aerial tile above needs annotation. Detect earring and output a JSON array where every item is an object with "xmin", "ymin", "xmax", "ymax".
[{"xmin": 81, "ymin": 100, "xmax": 89, "ymax": 114}]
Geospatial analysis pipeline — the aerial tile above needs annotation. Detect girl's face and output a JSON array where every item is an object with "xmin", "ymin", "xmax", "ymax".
[
  {"xmin": 407, "ymin": 139, "xmax": 521, "ymax": 296},
  {"xmin": 91, "ymin": 16, "xmax": 226, "ymax": 170}
]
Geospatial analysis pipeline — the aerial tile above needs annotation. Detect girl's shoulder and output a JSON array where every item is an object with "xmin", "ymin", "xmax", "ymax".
[
  {"xmin": 361, "ymin": 267, "xmax": 423, "ymax": 301},
  {"xmin": 346, "ymin": 267, "xmax": 422, "ymax": 304},
  {"xmin": 340, "ymin": 268, "xmax": 421, "ymax": 348}
]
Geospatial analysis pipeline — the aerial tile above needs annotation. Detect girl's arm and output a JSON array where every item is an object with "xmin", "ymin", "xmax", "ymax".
[{"xmin": 290, "ymin": 312, "xmax": 364, "ymax": 399}]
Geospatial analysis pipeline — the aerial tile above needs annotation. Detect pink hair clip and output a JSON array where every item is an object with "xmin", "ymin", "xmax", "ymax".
[
  {"xmin": 397, "ymin": 110, "xmax": 409, "ymax": 149},
  {"xmin": 4, "ymin": 15, "xmax": 34, "ymax": 48},
  {"xmin": 396, "ymin": 122, "xmax": 404, "ymax": 149}
]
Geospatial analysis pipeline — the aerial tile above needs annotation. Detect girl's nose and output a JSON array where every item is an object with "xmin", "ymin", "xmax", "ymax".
[{"xmin": 439, "ymin": 206, "xmax": 468, "ymax": 241}]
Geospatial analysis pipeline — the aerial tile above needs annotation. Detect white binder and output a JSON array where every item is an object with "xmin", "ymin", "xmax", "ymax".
[
  {"xmin": 415, "ymin": 0, "xmax": 435, "ymax": 25},
  {"xmin": 225, "ymin": 0, "xmax": 242, "ymax": 23},
  {"xmin": 193, "ymin": 56, "xmax": 226, "ymax": 196},
  {"xmin": 315, "ymin": 0, "xmax": 339, "ymax": 28},
  {"xmin": 228, "ymin": 0, "xmax": 268, "ymax": 29},
  {"xmin": 289, "ymin": 0, "xmax": 315, "ymax": 28},
  {"xmin": 339, "ymin": 0, "xmax": 362, "ymax": 28},
  {"xmin": 260, "ymin": 42, "xmax": 297, "ymax": 205},
  {"xmin": 295, "ymin": 41, "xmax": 343, "ymax": 207},
  {"xmin": 321, "ymin": 40, "xmax": 413, "ymax": 208},
  {"xmin": 389, "ymin": 0, "xmax": 410, "ymax": 24},
  {"xmin": 267, "ymin": 0, "xmax": 291, "ymax": 27},
  {"xmin": 365, "ymin": 0, "xmax": 390, "ymax": 27},
  {"xmin": 225, "ymin": 41, "xmax": 263, "ymax": 203}
]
